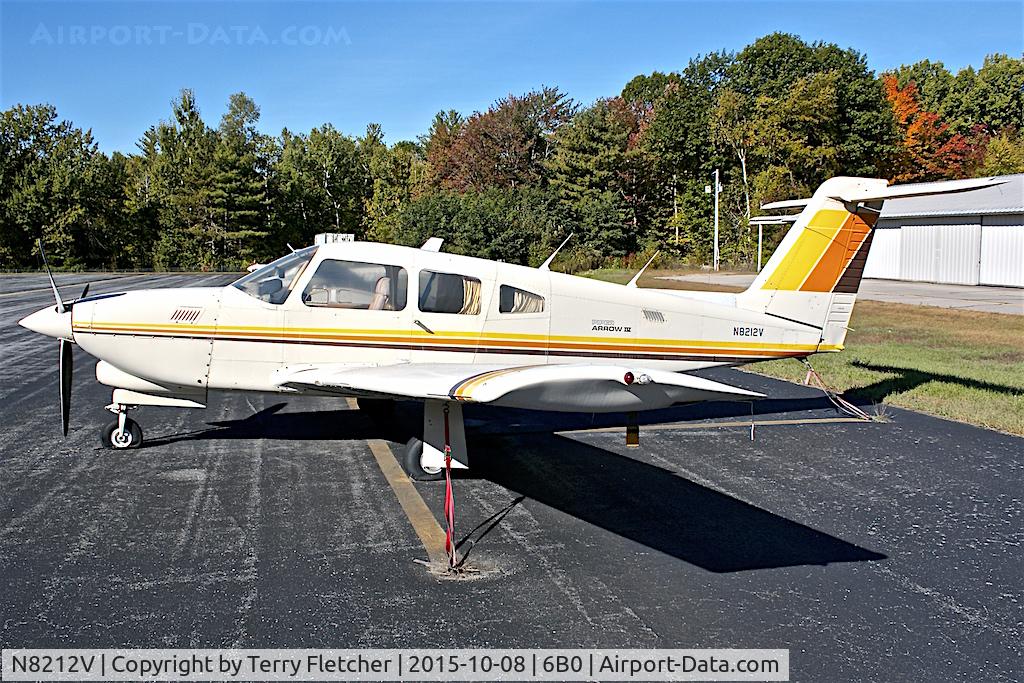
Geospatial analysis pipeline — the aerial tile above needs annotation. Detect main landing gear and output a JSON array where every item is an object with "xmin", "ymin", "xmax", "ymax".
[
  {"xmin": 401, "ymin": 401, "xmax": 469, "ymax": 482},
  {"xmin": 403, "ymin": 437, "xmax": 444, "ymax": 481},
  {"xmin": 100, "ymin": 402, "xmax": 142, "ymax": 449},
  {"xmin": 354, "ymin": 398, "xmax": 469, "ymax": 482}
]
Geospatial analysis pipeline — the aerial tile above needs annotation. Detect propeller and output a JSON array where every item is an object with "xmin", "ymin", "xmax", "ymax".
[
  {"xmin": 39, "ymin": 240, "xmax": 66, "ymax": 314},
  {"xmin": 59, "ymin": 338, "xmax": 72, "ymax": 436},
  {"xmin": 37, "ymin": 240, "xmax": 86, "ymax": 436}
]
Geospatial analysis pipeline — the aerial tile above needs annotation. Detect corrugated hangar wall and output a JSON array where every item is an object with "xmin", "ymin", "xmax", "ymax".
[
  {"xmin": 864, "ymin": 213, "xmax": 1024, "ymax": 288},
  {"xmin": 980, "ymin": 214, "xmax": 1024, "ymax": 287}
]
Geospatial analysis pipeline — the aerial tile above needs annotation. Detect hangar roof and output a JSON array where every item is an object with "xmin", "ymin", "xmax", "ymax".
[{"xmin": 879, "ymin": 173, "xmax": 1024, "ymax": 219}]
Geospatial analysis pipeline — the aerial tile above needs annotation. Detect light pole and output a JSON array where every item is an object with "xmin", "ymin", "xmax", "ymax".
[
  {"xmin": 672, "ymin": 173, "xmax": 678, "ymax": 245},
  {"xmin": 713, "ymin": 169, "xmax": 720, "ymax": 271}
]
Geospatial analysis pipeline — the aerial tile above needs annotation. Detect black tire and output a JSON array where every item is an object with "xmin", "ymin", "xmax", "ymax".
[
  {"xmin": 357, "ymin": 397, "xmax": 395, "ymax": 422},
  {"xmin": 100, "ymin": 418, "xmax": 143, "ymax": 449},
  {"xmin": 402, "ymin": 437, "xmax": 445, "ymax": 481}
]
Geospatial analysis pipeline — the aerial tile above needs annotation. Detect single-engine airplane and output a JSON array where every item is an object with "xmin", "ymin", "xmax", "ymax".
[{"xmin": 19, "ymin": 176, "xmax": 1002, "ymax": 480}]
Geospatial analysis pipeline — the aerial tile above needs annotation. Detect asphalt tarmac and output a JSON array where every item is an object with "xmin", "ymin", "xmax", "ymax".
[{"xmin": 1, "ymin": 273, "xmax": 1020, "ymax": 682}]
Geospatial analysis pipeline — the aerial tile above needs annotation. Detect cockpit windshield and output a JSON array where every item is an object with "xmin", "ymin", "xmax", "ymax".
[{"xmin": 232, "ymin": 246, "xmax": 317, "ymax": 304}]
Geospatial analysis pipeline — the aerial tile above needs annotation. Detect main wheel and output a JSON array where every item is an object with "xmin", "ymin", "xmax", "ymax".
[
  {"xmin": 100, "ymin": 418, "xmax": 143, "ymax": 449},
  {"xmin": 402, "ymin": 437, "xmax": 445, "ymax": 481}
]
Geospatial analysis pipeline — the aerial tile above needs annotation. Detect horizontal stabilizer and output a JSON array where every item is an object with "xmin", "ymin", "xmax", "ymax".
[
  {"xmin": 749, "ymin": 214, "xmax": 799, "ymax": 225},
  {"xmin": 761, "ymin": 198, "xmax": 812, "ymax": 210},
  {"xmin": 830, "ymin": 176, "xmax": 1005, "ymax": 204}
]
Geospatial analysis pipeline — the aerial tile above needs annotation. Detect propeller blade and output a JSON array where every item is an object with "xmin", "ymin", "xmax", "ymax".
[
  {"xmin": 59, "ymin": 338, "xmax": 72, "ymax": 436},
  {"xmin": 38, "ymin": 239, "xmax": 66, "ymax": 313}
]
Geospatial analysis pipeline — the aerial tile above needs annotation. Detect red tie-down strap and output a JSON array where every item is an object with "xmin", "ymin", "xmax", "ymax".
[{"xmin": 442, "ymin": 404, "xmax": 457, "ymax": 568}]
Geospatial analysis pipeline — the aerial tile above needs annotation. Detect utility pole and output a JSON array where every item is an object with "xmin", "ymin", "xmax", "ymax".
[
  {"xmin": 672, "ymin": 174, "xmax": 678, "ymax": 245},
  {"xmin": 713, "ymin": 168, "xmax": 720, "ymax": 272}
]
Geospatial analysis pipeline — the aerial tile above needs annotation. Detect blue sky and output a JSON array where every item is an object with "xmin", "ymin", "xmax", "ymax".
[{"xmin": 2, "ymin": 1, "xmax": 1022, "ymax": 152}]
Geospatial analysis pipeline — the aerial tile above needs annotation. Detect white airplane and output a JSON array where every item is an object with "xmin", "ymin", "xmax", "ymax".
[{"xmin": 19, "ymin": 176, "xmax": 1001, "ymax": 481}]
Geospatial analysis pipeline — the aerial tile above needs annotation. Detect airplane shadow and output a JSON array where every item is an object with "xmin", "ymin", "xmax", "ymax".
[
  {"xmin": 465, "ymin": 392, "xmax": 860, "ymax": 435},
  {"xmin": 143, "ymin": 392, "xmax": 847, "ymax": 448},
  {"xmin": 470, "ymin": 431, "xmax": 885, "ymax": 573},
  {"xmin": 847, "ymin": 361, "xmax": 1023, "ymax": 403},
  {"xmin": 143, "ymin": 399, "xmax": 886, "ymax": 573},
  {"xmin": 143, "ymin": 402, "xmax": 417, "ymax": 448}
]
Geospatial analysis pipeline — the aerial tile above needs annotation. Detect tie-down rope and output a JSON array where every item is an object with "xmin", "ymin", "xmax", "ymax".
[
  {"xmin": 799, "ymin": 357, "xmax": 880, "ymax": 422},
  {"xmin": 442, "ymin": 404, "xmax": 458, "ymax": 569}
]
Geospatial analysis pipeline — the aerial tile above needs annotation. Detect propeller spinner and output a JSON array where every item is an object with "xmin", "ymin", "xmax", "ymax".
[{"xmin": 16, "ymin": 241, "xmax": 91, "ymax": 436}]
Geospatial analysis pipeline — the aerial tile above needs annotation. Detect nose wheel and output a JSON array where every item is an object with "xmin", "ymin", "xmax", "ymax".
[{"xmin": 101, "ymin": 403, "xmax": 143, "ymax": 449}]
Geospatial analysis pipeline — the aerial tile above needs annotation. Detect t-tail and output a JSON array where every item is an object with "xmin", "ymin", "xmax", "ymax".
[{"xmin": 738, "ymin": 175, "xmax": 1005, "ymax": 352}]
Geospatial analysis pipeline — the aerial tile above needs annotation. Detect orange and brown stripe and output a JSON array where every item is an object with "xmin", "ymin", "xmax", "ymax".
[{"xmin": 761, "ymin": 209, "xmax": 878, "ymax": 294}]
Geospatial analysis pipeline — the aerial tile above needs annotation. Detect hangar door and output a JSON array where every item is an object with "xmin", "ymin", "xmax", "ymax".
[
  {"xmin": 980, "ymin": 215, "xmax": 1024, "ymax": 287},
  {"xmin": 899, "ymin": 218, "xmax": 981, "ymax": 285},
  {"xmin": 862, "ymin": 226, "xmax": 901, "ymax": 280}
]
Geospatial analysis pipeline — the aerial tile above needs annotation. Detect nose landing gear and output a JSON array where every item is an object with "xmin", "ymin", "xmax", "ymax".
[{"xmin": 101, "ymin": 402, "xmax": 143, "ymax": 449}]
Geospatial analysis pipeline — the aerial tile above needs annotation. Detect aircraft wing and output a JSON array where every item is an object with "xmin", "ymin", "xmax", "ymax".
[{"xmin": 274, "ymin": 362, "xmax": 764, "ymax": 413}]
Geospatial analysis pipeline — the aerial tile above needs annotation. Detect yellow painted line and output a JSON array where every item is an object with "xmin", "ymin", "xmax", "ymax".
[
  {"xmin": 366, "ymin": 439, "xmax": 449, "ymax": 566},
  {"xmin": 349, "ymin": 396, "xmax": 447, "ymax": 564},
  {"xmin": 561, "ymin": 416, "xmax": 866, "ymax": 435}
]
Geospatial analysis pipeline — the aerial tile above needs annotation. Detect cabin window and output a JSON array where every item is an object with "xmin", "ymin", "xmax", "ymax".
[
  {"xmin": 232, "ymin": 246, "xmax": 317, "ymax": 304},
  {"xmin": 302, "ymin": 259, "xmax": 408, "ymax": 311},
  {"xmin": 499, "ymin": 285, "xmax": 545, "ymax": 314},
  {"xmin": 418, "ymin": 270, "xmax": 482, "ymax": 315}
]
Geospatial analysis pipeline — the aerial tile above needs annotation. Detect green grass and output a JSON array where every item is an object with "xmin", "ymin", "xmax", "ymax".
[
  {"xmin": 752, "ymin": 301, "xmax": 1024, "ymax": 436},
  {"xmin": 583, "ymin": 267, "xmax": 749, "ymax": 292},
  {"xmin": 582, "ymin": 269, "xmax": 1024, "ymax": 436}
]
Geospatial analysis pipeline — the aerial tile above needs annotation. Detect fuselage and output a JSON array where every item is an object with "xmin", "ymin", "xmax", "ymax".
[{"xmin": 62, "ymin": 241, "xmax": 825, "ymax": 398}]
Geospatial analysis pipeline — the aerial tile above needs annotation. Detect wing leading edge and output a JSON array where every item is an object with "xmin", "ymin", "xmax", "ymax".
[{"xmin": 275, "ymin": 363, "xmax": 763, "ymax": 413}]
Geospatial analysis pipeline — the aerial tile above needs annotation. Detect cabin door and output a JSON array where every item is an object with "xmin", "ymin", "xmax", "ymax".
[
  {"xmin": 282, "ymin": 256, "xmax": 412, "ymax": 368},
  {"xmin": 410, "ymin": 255, "xmax": 497, "ymax": 364}
]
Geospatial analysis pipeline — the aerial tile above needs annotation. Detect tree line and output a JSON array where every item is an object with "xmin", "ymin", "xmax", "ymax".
[{"xmin": 2, "ymin": 33, "xmax": 1021, "ymax": 272}]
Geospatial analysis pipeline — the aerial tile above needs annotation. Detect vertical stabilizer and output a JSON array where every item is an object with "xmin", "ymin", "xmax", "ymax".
[{"xmin": 739, "ymin": 177, "xmax": 889, "ymax": 351}]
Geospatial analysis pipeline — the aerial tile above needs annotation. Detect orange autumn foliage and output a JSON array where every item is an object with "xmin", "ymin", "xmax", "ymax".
[{"xmin": 883, "ymin": 73, "xmax": 973, "ymax": 182}]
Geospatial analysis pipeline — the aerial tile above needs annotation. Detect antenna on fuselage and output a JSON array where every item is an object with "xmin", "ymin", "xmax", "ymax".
[
  {"xmin": 626, "ymin": 251, "xmax": 660, "ymax": 288},
  {"xmin": 420, "ymin": 237, "xmax": 444, "ymax": 252},
  {"xmin": 539, "ymin": 233, "xmax": 573, "ymax": 271}
]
